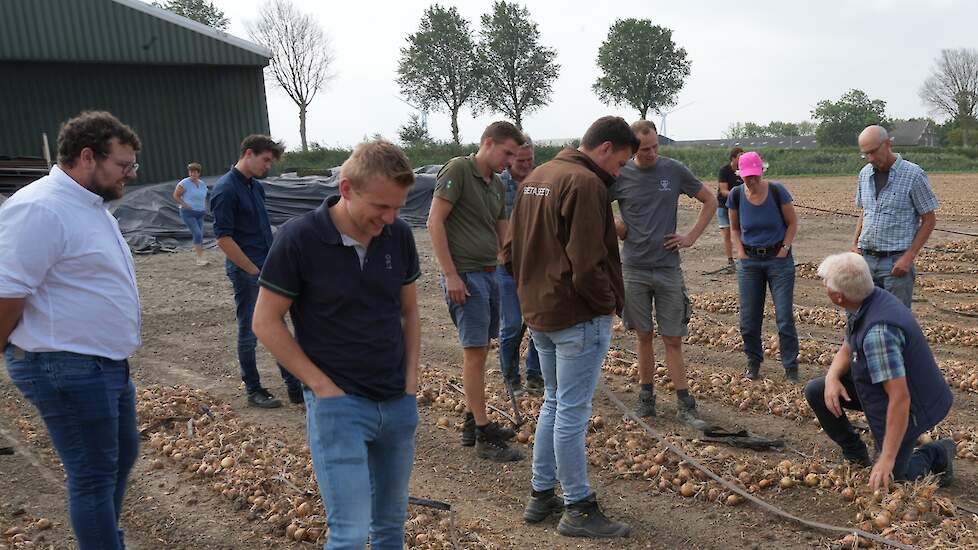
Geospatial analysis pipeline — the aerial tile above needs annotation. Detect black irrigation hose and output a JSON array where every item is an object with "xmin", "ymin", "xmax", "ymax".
[
  {"xmin": 596, "ymin": 383, "xmax": 918, "ymax": 550},
  {"xmin": 791, "ymin": 202, "xmax": 978, "ymax": 239}
]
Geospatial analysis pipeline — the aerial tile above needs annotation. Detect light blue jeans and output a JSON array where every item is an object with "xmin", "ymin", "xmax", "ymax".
[
  {"xmin": 529, "ymin": 315, "xmax": 612, "ymax": 504},
  {"xmin": 496, "ymin": 267, "xmax": 540, "ymax": 383},
  {"xmin": 864, "ymin": 254, "xmax": 915, "ymax": 309},
  {"xmin": 304, "ymin": 391, "xmax": 418, "ymax": 550}
]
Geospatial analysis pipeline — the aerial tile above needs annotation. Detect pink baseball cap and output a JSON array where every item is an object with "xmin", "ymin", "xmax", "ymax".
[{"xmin": 738, "ymin": 151, "xmax": 764, "ymax": 177}]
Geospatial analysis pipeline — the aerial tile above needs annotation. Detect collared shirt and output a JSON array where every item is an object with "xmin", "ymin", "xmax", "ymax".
[
  {"xmin": 856, "ymin": 155, "xmax": 938, "ymax": 252},
  {"xmin": 258, "ymin": 195, "xmax": 421, "ymax": 401},
  {"xmin": 433, "ymin": 154, "xmax": 506, "ymax": 273},
  {"xmin": 210, "ymin": 167, "xmax": 275, "ymax": 266},
  {"xmin": 0, "ymin": 165, "xmax": 141, "ymax": 360}
]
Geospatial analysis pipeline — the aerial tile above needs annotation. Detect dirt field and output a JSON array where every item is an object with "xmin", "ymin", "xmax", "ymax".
[{"xmin": 2, "ymin": 173, "xmax": 978, "ymax": 549}]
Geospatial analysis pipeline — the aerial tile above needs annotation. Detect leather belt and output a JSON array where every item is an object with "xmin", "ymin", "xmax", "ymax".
[
  {"xmin": 744, "ymin": 243, "xmax": 783, "ymax": 258},
  {"xmin": 862, "ymin": 249, "xmax": 904, "ymax": 258}
]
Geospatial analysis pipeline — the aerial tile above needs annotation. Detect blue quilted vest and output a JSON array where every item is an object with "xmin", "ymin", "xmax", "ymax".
[{"xmin": 847, "ymin": 288, "xmax": 952, "ymax": 449}]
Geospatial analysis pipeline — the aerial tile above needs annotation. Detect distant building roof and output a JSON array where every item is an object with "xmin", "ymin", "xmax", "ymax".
[
  {"xmin": 668, "ymin": 136, "xmax": 817, "ymax": 149},
  {"xmin": 890, "ymin": 120, "xmax": 937, "ymax": 147},
  {"xmin": 0, "ymin": 0, "xmax": 270, "ymax": 66}
]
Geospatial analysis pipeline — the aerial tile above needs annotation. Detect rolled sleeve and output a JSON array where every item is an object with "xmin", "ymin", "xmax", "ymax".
[
  {"xmin": 862, "ymin": 323, "xmax": 906, "ymax": 384},
  {"xmin": 258, "ymin": 227, "xmax": 301, "ymax": 299},
  {"xmin": 909, "ymin": 171, "xmax": 939, "ymax": 215},
  {"xmin": 0, "ymin": 201, "xmax": 65, "ymax": 297},
  {"xmin": 209, "ymin": 184, "xmax": 236, "ymax": 239}
]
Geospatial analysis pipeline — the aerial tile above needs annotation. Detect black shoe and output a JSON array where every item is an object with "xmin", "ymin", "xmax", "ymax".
[
  {"xmin": 936, "ymin": 438, "xmax": 956, "ymax": 487},
  {"xmin": 843, "ymin": 448, "xmax": 872, "ymax": 468},
  {"xmin": 481, "ymin": 421, "xmax": 517, "ymax": 442},
  {"xmin": 635, "ymin": 390, "xmax": 656, "ymax": 418},
  {"xmin": 462, "ymin": 412, "xmax": 476, "ymax": 447},
  {"xmin": 524, "ymin": 374, "xmax": 544, "ymax": 396},
  {"xmin": 287, "ymin": 385, "xmax": 304, "ymax": 404},
  {"xmin": 744, "ymin": 360, "xmax": 761, "ymax": 380},
  {"xmin": 557, "ymin": 494, "xmax": 630, "ymax": 539},
  {"xmin": 247, "ymin": 388, "xmax": 282, "ymax": 409},
  {"xmin": 524, "ymin": 489, "xmax": 564, "ymax": 523},
  {"xmin": 785, "ymin": 368, "xmax": 800, "ymax": 384},
  {"xmin": 476, "ymin": 426, "xmax": 523, "ymax": 462},
  {"xmin": 676, "ymin": 395, "xmax": 709, "ymax": 431}
]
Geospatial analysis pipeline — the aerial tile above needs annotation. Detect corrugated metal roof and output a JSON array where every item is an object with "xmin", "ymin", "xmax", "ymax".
[{"xmin": 0, "ymin": 0, "xmax": 270, "ymax": 66}]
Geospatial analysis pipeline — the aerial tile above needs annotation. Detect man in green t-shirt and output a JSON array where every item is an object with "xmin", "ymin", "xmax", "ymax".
[{"xmin": 427, "ymin": 121, "xmax": 526, "ymax": 462}]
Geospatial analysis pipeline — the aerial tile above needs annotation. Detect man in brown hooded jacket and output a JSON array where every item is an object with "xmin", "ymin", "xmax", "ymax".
[{"xmin": 505, "ymin": 116, "xmax": 638, "ymax": 539}]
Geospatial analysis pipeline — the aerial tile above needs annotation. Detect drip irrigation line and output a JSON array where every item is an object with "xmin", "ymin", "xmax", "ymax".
[
  {"xmin": 791, "ymin": 202, "xmax": 978, "ymax": 238},
  {"xmin": 596, "ymin": 382, "xmax": 918, "ymax": 550}
]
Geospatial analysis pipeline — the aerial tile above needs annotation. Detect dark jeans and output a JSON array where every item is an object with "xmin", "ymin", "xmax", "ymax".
[
  {"xmin": 737, "ymin": 255, "xmax": 799, "ymax": 370},
  {"xmin": 226, "ymin": 263, "xmax": 299, "ymax": 393},
  {"xmin": 496, "ymin": 267, "xmax": 540, "ymax": 383},
  {"xmin": 4, "ymin": 346, "xmax": 139, "ymax": 550},
  {"xmin": 804, "ymin": 374, "xmax": 949, "ymax": 480}
]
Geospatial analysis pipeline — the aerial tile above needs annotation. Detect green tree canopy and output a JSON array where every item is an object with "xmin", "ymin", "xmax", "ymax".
[
  {"xmin": 398, "ymin": 114, "xmax": 434, "ymax": 147},
  {"xmin": 592, "ymin": 19, "xmax": 691, "ymax": 120},
  {"xmin": 397, "ymin": 5, "xmax": 481, "ymax": 145},
  {"xmin": 153, "ymin": 0, "xmax": 228, "ymax": 29},
  {"xmin": 475, "ymin": 1, "xmax": 559, "ymax": 130},
  {"xmin": 811, "ymin": 89, "xmax": 888, "ymax": 146}
]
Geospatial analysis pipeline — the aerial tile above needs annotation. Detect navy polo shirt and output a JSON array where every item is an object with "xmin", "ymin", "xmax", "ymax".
[
  {"xmin": 210, "ymin": 167, "xmax": 275, "ymax": 266},
  {"xmin": 258, "ymin": 195, "xmax": 421, "ymax": 401}
]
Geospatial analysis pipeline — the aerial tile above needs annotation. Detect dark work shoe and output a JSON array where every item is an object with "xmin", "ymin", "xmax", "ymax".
[
  {"xmin": 843, "ymin": 448, "xmax": 872, "ymax": 468},
  {"xmin": 785, "ymin": 368, "xmax": 800, "ymax": 384},
  {"xmin": 635, "ymin": 390, "xmax": 656, "ymax": 418},
  {"xmin": 524, "ymin": 374, "xmax": 544, "ymax": 396},
  {"xmin": 287, "ymin": 385, "xmax": 304, "ymax": 404},
  {"xmin": 676, "ymin": 395, "xmax": 709, "ymax": 431},
  {"xmin": 557, "ymin": 494, "xmax": 631, "ymax": 539},
  {"xmin": 476, "ymin": 426, "xmax": 523, "ymax": 462},
  {"xmin": 936, "ymin": 438, "xmax": 956, "ymax": 487},
  {"xmin": 744, "ymin": 360, "xmax": 761, "ymax": 381},
  {"xmin": 481, "ymin": 421, "xmax": 516, "ymax": 442},
  {"xmin": 247, "ymin": 388, "xmax": 282, "ymax": 409},
  {"xmin": 462, "ymin": 412, "xmax": 476, "ymax": 447},
  {"xmin": 524, "ymin": 489, "xmax": 564, "ymax": 523}
]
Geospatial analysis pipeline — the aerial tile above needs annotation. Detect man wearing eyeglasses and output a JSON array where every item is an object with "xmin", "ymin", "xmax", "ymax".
[
  {"xmin": 0, "ymin": 111, "xmax": 142, "ymax": 549},
  {"xmin": 851, "ymin": 125, "xmax": 938, "ymax": 308}
]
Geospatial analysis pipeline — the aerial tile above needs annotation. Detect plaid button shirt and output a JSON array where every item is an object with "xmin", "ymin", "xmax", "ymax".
[
  {"xmin": 856, "ymin": 155, "xmax": 938, "ymax": 252},
  {"xmin": 860, "ymin": 323, "xmax": 907, "ymax": 384}
]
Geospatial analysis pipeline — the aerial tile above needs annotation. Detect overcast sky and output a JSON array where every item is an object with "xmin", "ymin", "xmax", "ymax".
[{"xmin": 199, "ymin": 0, "xmax": 973, "ymax": 149}]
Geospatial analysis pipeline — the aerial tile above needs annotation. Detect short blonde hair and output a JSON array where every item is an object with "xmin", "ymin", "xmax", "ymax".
[
  {"xmin": 340, "ymin": 140, "xmax": 415, "ymax": 190},
  {"xmin": 817, "ymin": 252, "xmax": 875, "ymax": 301}
]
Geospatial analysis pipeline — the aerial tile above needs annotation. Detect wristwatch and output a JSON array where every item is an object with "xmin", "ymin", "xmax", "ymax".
[{"xmin": 782, "ymin": 243, "xmax": 792, "ymax": 252}]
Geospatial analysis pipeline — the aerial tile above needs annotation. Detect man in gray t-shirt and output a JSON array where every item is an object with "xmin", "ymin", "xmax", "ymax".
[{"xmin": 611, "ymin": 120, "xmax": 717, "ymax": 428}]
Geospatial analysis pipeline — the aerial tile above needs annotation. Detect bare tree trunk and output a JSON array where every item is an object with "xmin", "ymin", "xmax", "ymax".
[
  {"xmin": 639, "ymin": 106, "xmax": 649, "ymax": 120},
  {"xmin": 514, "ymin": 110, "xmax": 523, "ymax": 131},
  {"xmin": 299, "ymin": 103, "xmax": 308, "ymax": 152},
  {"xmin": 451, "ymin": 106, "xmax": 461, "ymax": 145}
]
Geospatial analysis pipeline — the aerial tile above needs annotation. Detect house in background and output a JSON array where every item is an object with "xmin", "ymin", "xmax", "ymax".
[{"xmin": 889, "ymin": 120, "xmax": 940, "ymax": 147}]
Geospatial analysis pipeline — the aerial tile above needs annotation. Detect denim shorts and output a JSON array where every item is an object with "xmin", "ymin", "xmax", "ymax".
[
  {"xmin": 716, "ymin": 206, "xmax": 731, "ymax": 229},
  {"xmin": 441, "ymin": 270, "xmax": 499, "ymax": 348}
]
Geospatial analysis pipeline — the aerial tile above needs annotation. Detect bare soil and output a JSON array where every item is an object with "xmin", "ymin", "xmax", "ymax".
[{"xmin": 2, "ymin": 174, "xmax": 977, "ymax": 549}]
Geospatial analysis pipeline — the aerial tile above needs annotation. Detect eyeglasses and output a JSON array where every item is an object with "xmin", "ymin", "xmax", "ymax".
[
  {"xmin": 113, "ymin": 160, "xmax": 139, "ymax": 175},
  {"xmin": 859, "ymin": 142, "xmax": 886, "ymax": 160}
]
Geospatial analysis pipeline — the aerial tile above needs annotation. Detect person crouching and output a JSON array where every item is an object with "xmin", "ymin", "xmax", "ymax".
[{"xmin": 805, "ymin": 252, "xmax": 955, "ymax": 490}]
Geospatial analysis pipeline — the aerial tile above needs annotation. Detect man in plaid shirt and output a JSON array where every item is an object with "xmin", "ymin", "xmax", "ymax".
[
  {"xmin": 851, "ymin": 125, "xmax": 938, "ymax": 308},
  {"xmin": 805, "ymin": 253, "xmax": 954, "ymax": 490}
]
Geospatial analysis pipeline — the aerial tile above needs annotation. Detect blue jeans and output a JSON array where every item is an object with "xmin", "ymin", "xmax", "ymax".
[
  {"xmin": 226, "ymin": 263, "xmax": 299, "ymax": 393},
  {"xmin": 737, "ymin": 255, "xmax": 799, "ymax": 370},
  {"xmin": 179, "ymin": 208, "xmax": 205, "ymax": 245},
  {"xmin": 4, "ymin": 346, "xmax": 139, "ymax": 550},
  {"xmin": 440, "ymin": 271, "xmax": 499, "ymax": 348},
  {"xmin": 804, "ymin": 375, "xmax": 950, "ymax": 480},
  {"xmin": 305, "ymin": 392, "xmax": 418, "ymax": 550},
  {"xmin": 864, "ymin": 254, "xmax": 915, "ymax": 309},
  {"xmin": 496, "ymin": 268, "xmax": 540, "ymax": 383},
  {"xmin": 529, "ymin": 315, "xmax": 612, "ymax": 504}
]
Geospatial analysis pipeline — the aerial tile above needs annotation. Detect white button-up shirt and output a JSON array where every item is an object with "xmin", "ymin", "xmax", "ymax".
[{"xmin": 0, "ymin": 166, "xmax": 141, "ymax": 360}]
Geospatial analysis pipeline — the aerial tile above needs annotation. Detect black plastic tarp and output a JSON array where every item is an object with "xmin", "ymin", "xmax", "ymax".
[{"xmin": 109, "ymin": 167, "xmax": 440, "ymax": 253}]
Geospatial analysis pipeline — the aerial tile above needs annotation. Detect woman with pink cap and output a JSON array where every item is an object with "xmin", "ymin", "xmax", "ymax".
[{"xmin": 727, "ymin": 151, "xmax": 800, "ymax": 383}]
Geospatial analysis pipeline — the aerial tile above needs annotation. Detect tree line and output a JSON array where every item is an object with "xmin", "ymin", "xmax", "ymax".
[{"xmin": 158, "ymin": 0, "xmax": 978, "ymax": 150}]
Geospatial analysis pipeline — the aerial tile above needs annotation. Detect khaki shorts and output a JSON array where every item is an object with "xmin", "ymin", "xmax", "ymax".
[{"xmin": 621, "ymin": 265, "xmax": 691, "ymax": 337}]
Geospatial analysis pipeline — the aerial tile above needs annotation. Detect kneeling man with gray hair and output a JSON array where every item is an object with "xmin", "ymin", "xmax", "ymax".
[{"xmin": 804, "ymin": 252, "xmax": 955, "ymax": 490}]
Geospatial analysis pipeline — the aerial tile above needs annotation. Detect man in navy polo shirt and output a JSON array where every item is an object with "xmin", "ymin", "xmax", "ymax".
[
  {"xmin": 253, "ymin": 140, "xmax": 420, "ymax": 550},
  {"xmin": 211, "ymin": 135, "xmax": 302, "ymax": 408}
]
